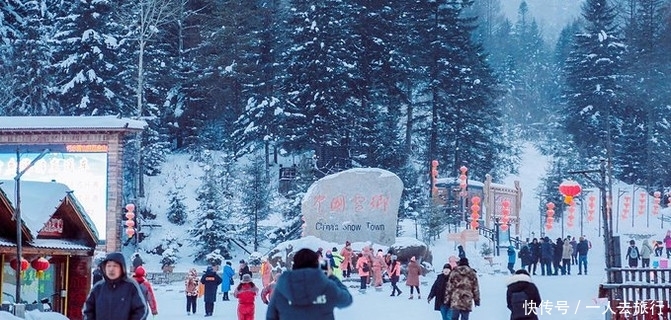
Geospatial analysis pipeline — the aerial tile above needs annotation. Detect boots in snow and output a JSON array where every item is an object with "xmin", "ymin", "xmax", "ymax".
[{"xmin": 408, "ymin": 294, "xmax": 414, "ymax": 300}]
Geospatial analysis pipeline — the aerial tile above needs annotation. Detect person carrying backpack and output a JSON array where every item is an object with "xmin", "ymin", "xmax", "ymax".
[
  {"xmin": 626, "ymin": 240, "xmax": 641, "ymax": 268},
  {"xmin": 506, "ymin": 269, "xmax": 542, "ymax": 320}
]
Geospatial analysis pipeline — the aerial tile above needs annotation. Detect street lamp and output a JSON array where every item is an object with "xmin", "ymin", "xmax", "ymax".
[{"xmin": 13, "ymin": 148, "xmax": 50, "ymax": 306}]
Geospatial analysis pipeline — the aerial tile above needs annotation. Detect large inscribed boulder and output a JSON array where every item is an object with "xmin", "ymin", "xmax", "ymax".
[{"xmin": 301, "ymin": 168, "xmax": 403, "ymax": 245}]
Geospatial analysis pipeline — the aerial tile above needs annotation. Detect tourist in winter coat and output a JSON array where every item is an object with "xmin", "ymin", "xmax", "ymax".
[
  {"xmin": 238, "ymin": 260, "xmax": 252, "ymax": 281},
  {"xmin": 445, "ymin": 258, "xmax": 480, "ymax": 320},
  {"xmin": 577, "ymin": 236, "xmax": 590, "ymax": 274},
  {"xmin": 261, "ymin": 269, "xmax": 282, "ymax": 304},
  {"xmin": 569, "ymin": 236, "xmax": 578, "ymax": 265},
  {"xmin": 388, "ymin": 256, "xmax": 402, "ymax": 296},
  {"xmin": 266, "ymin": 248, "xmax": 353, "ymax": 320},
  {"xmin": 340, "ymin": 241, "xmax": 353, "ymax": 278},
  {"xmin": 221, "ymin": 261, "xmax": 236, "ymax": 301},
  {"xmin": 428, "ymin": 263, "xmax": 452, "ymax": 320},
  {"xmin": 529, "ymin": 238, "xmax": 541, "ymax": 275},
  {"xmin": 260, "ymin": 257, "xmax": 273, "ymax": 288},
  {"xmin": 355, "ymin": 252, "xmax": 370, "ymax": 292},
  {"xmin": 507, "ymin": 245, "xmax": 517, "ymax": 274},
  {"xmin": 362, "ymin": 246, "xmax": 375, "ymax": 285},
  {"xmin": 626, "ymin": 240, "xmax": 641, "ymax": 268},
  {"xmin": 131, "ymin": 253, "xmax": 144, "ymax": 273},
  {"xmin": 540, "ymin": 237, "xmax": 554, "ymax": 276},
  {"xmin": 233, "ymin": 274, "xmax": 258, "ymax": 320},
  {"xmin": 457, "ymin": 245, "xmax": 466, "ymax": 260},
  {"xmin": 506, "ymin": 269, "xmax": 542, "ymax": 320},
  {"xmin": 518, "ymin": 242, "xmax": 531, "ymax": 271},
  {"xmin": 553, "ymin": 238, "xmax": 564, "ymax": 275},
  {"xmin": 406, "ymin": 256, "xmax": 422, "ymax": 299},
  {"xmin": 372, "ymin": 250, "xmax": 385, "ymax": 289},
  {"xmin": 562, "ymin": 240, "xmax": 573, "ymax": 275},
  {"xmin": 184, "ymin": 268, "xmax": 200, "ymax": 315},
  {"xmin": 83, "ymin": 252, "xmax": 148, "ymax": 320},
  {"xmin": 329, "ymin": 247, "xmax": 345, "ymax": 280},
  {"xmin": 201, "ymin": 266, "xmax": 223, "ymax": 316},
  {"xmin": 641, "ymin": 239, "xmax": 653, "ymax": 268},
  {"xmin": 664, "ymin": 230, "xmax": 671, "ymax": 258},
  {"xmin": 132, "ymin": 266, "xmax": 158, "ymax": 316}
]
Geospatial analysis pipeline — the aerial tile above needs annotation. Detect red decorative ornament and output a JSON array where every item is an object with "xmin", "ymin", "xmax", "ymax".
[
  {"xmin": 470, "ymin": 196, "xmax": 480, "ymax": 229},
  {"xmin": 31, "ymin": 257, "xmax": 50, "ymax": 279},
  {"xmin": 10, "ymin": 257, "xmax": 29, "ymax": 273},
  {"xmin": 559, "ymin": 181, "xmax": 582, "ymax": 205},
  {"xmin": 125, "ymin": 203, "xmax": 136, "ymax": 238},
  {"xmin": 459, "ymin": 166, "xmax": 468, "ymax": 195},
  {"xmin": 653, "ymin": 191, "xmax": 661, "ymax": 215},
  {"xmin": 545, "ymin": 202, "xmax": 555, "ymax": 230}
]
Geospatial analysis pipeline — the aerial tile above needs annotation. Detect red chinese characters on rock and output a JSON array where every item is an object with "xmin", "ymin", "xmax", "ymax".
[{"xmin": 312, "ymin": 194, "xmax": 390, "ymax": 213}]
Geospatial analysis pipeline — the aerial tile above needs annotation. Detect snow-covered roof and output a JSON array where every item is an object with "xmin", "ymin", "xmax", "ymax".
[
  {"xmin": 0, "ymin": 180, "xmax": 71, "ymax": 239},
  {"xmin": 0, "ymin": 116, "xmax": 146, "ymax": 131},
  {"xmin": 0, "ymin": 237, "xmax": 92, "ymax": 251}
]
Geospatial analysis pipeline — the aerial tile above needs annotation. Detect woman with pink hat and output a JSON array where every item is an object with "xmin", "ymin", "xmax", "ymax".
[{"xmin": 406, "ymin": 256, "xmax": 421, "ymax": 299}]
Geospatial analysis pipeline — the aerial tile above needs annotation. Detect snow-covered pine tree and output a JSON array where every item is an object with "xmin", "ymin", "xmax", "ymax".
[
  {"xmin": 159, "ymin": 230, "xmax": 182, "ymax": 268},
  {"xmin": 166, "ymin": 187, "xmax": 187, "ymax": 225},
  {"xmin": 189, "ymin": 150, "xmax": 236, "ymax": 262},
  {"xmin": 237, "ymin": 155, "xmax": 271, "ymax": 251}
]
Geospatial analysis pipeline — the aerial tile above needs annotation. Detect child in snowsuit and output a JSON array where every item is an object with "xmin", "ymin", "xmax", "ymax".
[{"xmin": 233, "ymin": 274, "xmax": 258, "ymax": 320}]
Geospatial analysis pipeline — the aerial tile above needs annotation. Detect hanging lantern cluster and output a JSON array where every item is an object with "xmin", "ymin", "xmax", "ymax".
[
  {"xmin": 567, "ymin": 200, "xmax": 576, "ymax": 228},
  {"xmin": 31, "ymin": 257, "xmax": 50, "ymax": 279},
  {"xmin": 125, "ymin": 203, "xmax": 136, "ymax": 238},
  {"xmin": 545, "ymin": 202, "xmax": 555, "ymax": 230},
  {"xmin": 10, "ymin": 257, "xmax": 29, "ymax": 276},
  {"xmin": 637, "ymin": 192, "xmax": 646, "ymax": 216},
  {"xmin": 653, "ymin": 191, "xmax": 661, "ymax": 215},
  {"xmin": 559, "ymin": 180, "xmax": 582, "ymax": 205},
  {"xmin": 470, "ymin": 196, "xmax": 481, "ymax": 229},
  {"xmin": 621, "ymin": 195, "xmax": 631, "ymax": 220},
  {"xmin": 458, "ymin": 166, "xmax": 468, "ymax": 197},
  {"xmin": 500, "ymin": 199, "xmax": 511, "ymax": 232},
  {"xmin": 587, "ymin": 195, "xmax": 596, "ymax": 222},
  {"xmin": 430, "ymin": 160, "xmax": 439, "ymax": 196}
]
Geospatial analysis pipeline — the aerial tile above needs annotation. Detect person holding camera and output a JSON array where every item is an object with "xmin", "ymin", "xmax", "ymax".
[{"xmin": 266, "ymin": 248, "xmax": 352, "ymax": 320}]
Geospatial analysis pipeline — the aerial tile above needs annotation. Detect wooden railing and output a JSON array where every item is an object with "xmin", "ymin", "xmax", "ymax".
[{"xmin": 601, "ymin": 268, "xmax": 671, "ymax": 319}]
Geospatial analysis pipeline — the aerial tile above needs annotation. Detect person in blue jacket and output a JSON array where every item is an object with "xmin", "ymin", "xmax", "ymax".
[
  {"xmin": 220, "ymin": 261, "xmax": 236, "ymax": 301},
  {"xmin": 507, "ymin": 245, "xmax": 517, "ymax": 274},
  {"xmin": 266, "ymin": 248, "xmax": 352, "ymax": 320},
  {"xmin": 83, "ymin": 252, "xmax": 147, "ymax": 320},
  {"xmin": 200, "ymin": 266, "xmax": 222, "ymax": 316}
]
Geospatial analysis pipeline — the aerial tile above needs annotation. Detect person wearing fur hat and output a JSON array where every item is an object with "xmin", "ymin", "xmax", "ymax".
[
  {"xmin": 340, "ymin": 241, "xmax": 353, "ymax": 278},
  {"xmin": 428, "ymin": 263, "xmax": 453, "ymax": 320},
  {"xmin": 201, "ymin": 266, "xmax": 223, "ymax": 316},
  {"xmin": 184, "ymin": 268, "xmax": 200, "ymax": 315},
  {"xmin": 233, "ymin": 274, "xmax": 258, "ymax": 320},
  {"xmin": 388, "ymin": 255, "xmax": 402, "ymax": 296},
  {"xmin": 267, "ymin": 248, "xmax": 352, "ymax": 320},
  {"xmin": 506, "ymin": 269, "xmax": 542, "ymax": 320},
  {"xmin": 406, "ymin": 256, "xmax": 421, "ymax": 299},
  {"xmin": 83, "ymin": 252, "xmax": 148, "ymax": 320},
  {"xmin": 445, "ymin": 258, "xmax": 480, "ymax": 320},
  {"xmin": 132, "ymin": 266, "xmax": 158, "ymax": 316},
  {"xmin": 260, "ymin": 257, "xmax": 273, "ymax": 288}
]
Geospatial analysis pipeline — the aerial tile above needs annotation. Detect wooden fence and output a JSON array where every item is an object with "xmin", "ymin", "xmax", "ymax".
[{"xmin": 600, "ymin": 268, "xmax": 671, "ymax": 319}]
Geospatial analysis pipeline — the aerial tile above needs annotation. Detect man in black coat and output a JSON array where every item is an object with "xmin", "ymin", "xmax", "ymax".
[
  {"xmin": 506, "ymin": 269, "xmax": 542, "ymax": 320},
  {"xmin": 427, "ymin": 263, "xmax": 452, "ymax": 319},
  {"xmin": 83, "ymin": 252, "xmax": 148, "ymax": 320},
  {"xmin": 553, "ymin": 238, "xmax": 564, "ymax": 275},
  {"xmin": 529, "ymin": 238, "xmax": 541, "ymax": 275},
  {"xmin": 201, "ymin": 266, "xmax": 223, "ymax": 317},
  {"xmin": 576, "ymin": 236, "xmax": 590, "ymax": 275}
]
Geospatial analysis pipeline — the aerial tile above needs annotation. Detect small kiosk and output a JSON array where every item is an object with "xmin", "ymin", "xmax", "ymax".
[{"xmin": 0, "ymin": 180, "xmax": 97, "ymax": 320}]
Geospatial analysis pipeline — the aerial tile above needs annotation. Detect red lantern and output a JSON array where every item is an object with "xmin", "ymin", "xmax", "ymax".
[
  {"xmin": 545, "ymin": 202, "xmax": 555, "ymax": 230},
  {"xmin": 10, "ymin": 257, "xmax": 29, "ymax": 273},
  {"xmin": 470, "ymin": 196, "xmax": 480, "ymax": 229},
  {"xmin": 125, "ymin": 203, "xmax": 136, "ymax": 238},
  {"xmin": 31, "ymin": 257, "xmax": 50, "ymax": 279},
  {"xmin": 559, "ymin": 180, "xmax": 582, "ymax": 205},
  {"xmin": 653, "ymin": 191, "xmax": 661, "ymax": 215}
]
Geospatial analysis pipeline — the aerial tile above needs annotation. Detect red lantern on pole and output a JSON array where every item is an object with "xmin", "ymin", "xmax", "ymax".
[
  {"xmin": 637, "ymin": 192, "xmax": 646, "ymax": 216},
  {"xmin": 125, "ymin": 203, "xmax": 136, "ymax": 238},
  {"xmin": 459, "ymin": 166, "xmax": 468, "ymax": 196},
  {"xmin": 653, "ymin": 191, "xmax": 661, "ymax": 215},
  {"xmin": 31, "ymin": 257, "xmax": 50, "ymax": 279},
  {"xmin": 545, "ymin": 202, "xmax": 555, "ymax": 230},
  {"xmin": 587, "ymin": 195, "xmax": 596, "ymax": 222},
  {"xmin": 500, "ymin": 199, "xmax": 511, "ymax": 232},
  {"xmin": 470, "ymin": 196, "xmax": 480, "ymax": 229},
  {"xmin": 10, "ymin": 257, "xmax": 29, "ymax": 274},
  {"xmin": 621, "ymin": 195, "xmax": 631, "ymax": 220},
  {"xmin": 567, "ymin": 200, "xmax": 576, "ymax": 228},
  {"xmin": 559, "ymin": 180, "xmax": 582, "ymax": 205}
]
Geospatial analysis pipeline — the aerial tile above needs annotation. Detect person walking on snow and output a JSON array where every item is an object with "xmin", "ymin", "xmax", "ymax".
[
  {"xmin": 445, "ymin": 257, "xmax": 480, "ymax": 320},
  {"xmin": 406, "ymin": 256, "xmax": 422, "ymax": 299},
  {"xmin": 328, "ymin": 247, "xmax": 344, "ymax": 280},
  {"xmin": 388, "ymin": 255, "xmax": 402, "ymax": 296},
  {"xmin": 569, "ymin": 236, "xmax": 578, "ymax": 265},
  {"xmin": 507, "ymin": 245, "xmax": 517, "ymax": 274},
  {"xmin": 529, "ymin": 238, "xmax": 541, "ymax": 275},
  {"xmin": 518, "ymin": 242, "xmax": 531, "ymax": 272},
  {"xmin": 261, "ymin": 269, "xmax": 282, "ymax": 304},
  {"xmin": 260, "ymin": 257, "xmax": 272, "ymax": 288},
  {"xmin": 355, "ymin": 252, "xmax": 370, "ymax": 293},
  {"xmin": 562, "ymin": 239, "xmax": 573, "ymax": 275},
  {"xmin": 577, "ymin": 236, "xmax": 590, "ymax": 275},
  {"xmin": 428, "ymin": 263, "xmax": 452, "ymax": 320},
  {"xmin": 641, "ymin": 239, "xmax": 653, "ymax": 268},
  {"xmin": 233, "ymin": 274, "xmax": 258, "ymax": 320},
  {"xmin": 626, "ymin": 240, "xmax": 641, "ymax": 268},
  {"xmin": 201, "ymin": 266, "xmax": 222, "ymax": 316},
  {"xmin": 372, "ymin": 250, "xmax": 385, "ymax": 289},
  {"xmin": 506, "ymin": 269, "xmax": 542, "ymax": 320},
  {"xmin": 221, "ymin": 261, "xmax": 236, "ymax": 301},
  {"xmin": 340, "ymin": 241, "xmax": 353, "ymax": 278},
  {"xmin": 132, "ymin": 266, "xmax": 159, "ymax": 316},
  {"xmin": 184, "ymin": 268, "xmax": 200, "ymax": 315}
]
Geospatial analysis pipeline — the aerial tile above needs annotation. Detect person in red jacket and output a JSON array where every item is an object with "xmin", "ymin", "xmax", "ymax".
[
  {"xmin": 132, "ymin": 266, "xmax": 158, "ymax": 316},
  {"xmin": 340, "ymin": 241, "xmax": 353, "ymax": 278},
  {"xmin": 233, "ymin": 274, "xmax": 258, "ymax": 320}
]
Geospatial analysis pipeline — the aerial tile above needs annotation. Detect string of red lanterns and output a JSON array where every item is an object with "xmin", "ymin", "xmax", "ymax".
[
  {"xmin": 470, "ymin": 196, "xmax": 481, "ymax": 229},
  {"xmin": 653, "ymin": 191, "xmax": 661, "ymax": 215},
  {"xmin": 545, "ymin": 202, "xmax": 555, "ymax": 230},
  {"xmin": 458, "ymin": 166, "xmax": 468, "ymax": 197},
  {"xmin": 637, "ymin": 192, "xmax": 646, "ymax": 216},
  {"xmin": 587, "ymin": 195, "xmax": 596, "ymax": 222},
  {"xmin": 621, "ymin": 195, "xmax": 631, "ymax": 220},
  {"xmin": 567, "ymin": 200, "xmax": 576, "ymax": 228},
  {"xmin": 500, "ymin": 198, "xmax": 511, "ymax": 232},
  {"xmin": 125, "ymin": 203, "xmax": 136, "ymax": 238}
]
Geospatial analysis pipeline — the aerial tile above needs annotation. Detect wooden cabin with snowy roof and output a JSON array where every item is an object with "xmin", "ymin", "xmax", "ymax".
[{"xmin": 0, "ymin": 180, "xmax": 97, "ymax": 320}]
